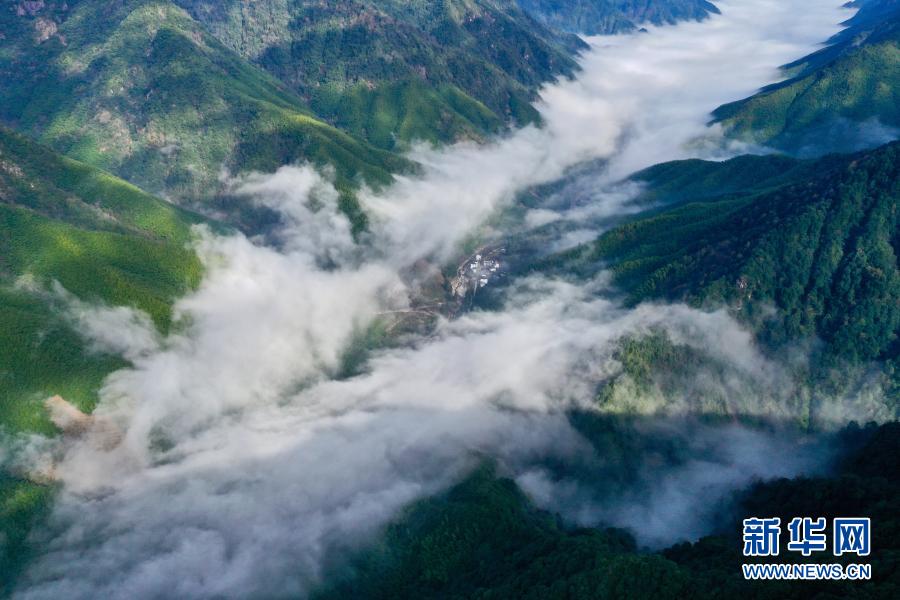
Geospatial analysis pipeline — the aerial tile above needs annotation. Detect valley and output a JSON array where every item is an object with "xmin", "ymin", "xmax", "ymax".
[{"xmin": 0, "ymin": 1, "xmax": 898, "ymax": 598}]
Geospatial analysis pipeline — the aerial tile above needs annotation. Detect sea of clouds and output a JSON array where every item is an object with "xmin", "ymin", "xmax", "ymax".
[{"xmin": 8, "ymin": 2, "xmax": 874, "ymax": 597}]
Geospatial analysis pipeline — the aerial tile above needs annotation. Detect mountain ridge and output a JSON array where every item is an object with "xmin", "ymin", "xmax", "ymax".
[
  {"xmin": 713, "ymin": 0, "xmax": 900, "ymax": 155},
  {"xmin": 516, "ymin": 0, "xmax": 719, "ymax": 35},
  {"xmin": 547, "ymin": 142, "xmax": 900, "ymax": 384},
  {"xmin": 170, "ymin": 0, "xmax": 585, "ymax": 150}
]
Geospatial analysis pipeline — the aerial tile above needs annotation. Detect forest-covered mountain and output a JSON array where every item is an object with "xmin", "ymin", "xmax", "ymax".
[
  {"xmin": 171, "ymin": 0, "xmax": 585, "ymax": 150},
  {"xmin": 0, "ymin": 0, "xmax": 412, "ymax": 212},
  {"xmin": 312, "ymin": 420, "xmax": 900, "ymax": 599},
  {"xmin": 517, "ymin": 0, "xmax": 718, "ymax": 34},
  {"xmin": 714, "ymin": 0, "xmax": 900, "ymax": 155},
  {"xmin": 543, "ymin": 142, "xmax": 900, "ymax": 416},
  {"xmin": 0, "ymin": 0, "xmax": 729, "ymax": 214},
  {"xmin": 0, "ymin": 0, "xmax": 585, "ymax": 213},
  {"xmin": 554, "ymin": 144, "xmax": 900, "ymax": 362},
  {"xmin": 0, "ymin": 126, "xmax": 203, "ymax": 435}
]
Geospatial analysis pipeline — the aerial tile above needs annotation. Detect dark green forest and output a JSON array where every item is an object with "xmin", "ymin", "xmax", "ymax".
[
  {"xmin": 544, "ymin": 142, "xmax": 899, "ymax": 409},
  {"xmin": 313, "ymin": 421, "xmax": 900, "ymax": 600}
]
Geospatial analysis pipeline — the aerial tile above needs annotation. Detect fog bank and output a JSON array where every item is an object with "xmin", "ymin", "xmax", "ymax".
[{"xmin": 10, "ymin": 2, "xmax": 861, "ymax": 597}]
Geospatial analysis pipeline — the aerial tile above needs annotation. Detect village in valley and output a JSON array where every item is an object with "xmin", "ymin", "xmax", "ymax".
[{"xmin": 450, "ymin": 246, "xmax": 507, "ymax": 298}]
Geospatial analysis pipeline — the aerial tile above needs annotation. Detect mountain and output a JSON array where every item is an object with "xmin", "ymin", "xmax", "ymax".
[
  {"xmin": 516, "ymin": 0, "xmax": 719, "ymax": 35},
  {"xmin": 312, "ymin": 421, "xmax": 900, "ymax": 599},
  {"xmin": 0, "ymin": 126, "xmax": 203, "ymax": 435},
  {"xmin": 0, "ymin": 125, "xmax": 208, "ymax": 588},
  {"xmin": 0, "ymin": 0, "xmax": 410, "ymax": 213},
  {"xmin": 170, "ymin": 0, "xmax": 585, "ymax": 150},
  {"xmin": 713, "ymin": 0, "xmax": 900, "ymax": 155},
  {"xmin": 312, "ymin": 461, "xmax": 684, "ymax": 600},
  {"xmin": 0, "ymin": 0, "xmax": 587, "ymax": 221},
  {"xmin": 550, "ymin": 143, "xmax": 900, "ymax": 383}
]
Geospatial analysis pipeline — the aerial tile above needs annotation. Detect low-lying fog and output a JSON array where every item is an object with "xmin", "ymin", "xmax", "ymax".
[{"xmin": 6, "ymin": 2, "xmax": 884, "ymax": 597}]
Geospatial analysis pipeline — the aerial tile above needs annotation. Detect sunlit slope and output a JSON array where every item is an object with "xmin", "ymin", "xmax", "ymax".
[
  {"xmin": 0, "ymin": 127, "xmax": 203, "ymax": 433},
  {"xmin": 0, "ymin": 126, "xmax": 201, "ymax": 594},
  {"xmin": 554, "ymin": 143, "xmax": 900, "ymax": 371},
  {"xmin": 713, "ymin": 0, "xmax": 900, "ymax": 154},
  {"xmin": 171, "ymin": 0, "xmax": 584, "ymax": 150},
  {"xmin": 0, "ymin": 0, "xmax": 409, "ymax": 206},
  {"xmin": 517, "ymin": 0, "xmax": 719, "ymax": 35},
  {"xmin": 0, "ymin": 128, "xmax": 194, "ymax": 584}
]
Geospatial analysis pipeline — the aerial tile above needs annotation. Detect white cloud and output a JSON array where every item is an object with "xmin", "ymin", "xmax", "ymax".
[
  {"xmin": 517, "ymin": 422, "xmax": 835, "ymax": 548},
  {"xmin": 11, "ymin": 2, "xmax": 866, "ymax": 597}
]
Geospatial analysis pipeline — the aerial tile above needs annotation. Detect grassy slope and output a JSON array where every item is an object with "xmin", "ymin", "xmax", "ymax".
[
  {"xmin": 713, "ymin": 0, "xmax": 900, "ymax": 155},
  {"xmin": 0, "ymin": 0, "xmax": 409, "ymax": 212},
  {"xmin": 0, "ymin": 126, "xmax": 207, "ymax": 591},
  {"xmin": 172, "ymin": 0, "xmax": 584, "ymax": 151},
  {"xmin": 0, "ymin": 126, "xmax": 203, "ymax": 433},
  {"xmin": 312, "ymin": 421, "xmax": 900, "ymax": 599},
  {"xmin": 552, "ymin": 144, "xmax": 900, "ymax": 372}
]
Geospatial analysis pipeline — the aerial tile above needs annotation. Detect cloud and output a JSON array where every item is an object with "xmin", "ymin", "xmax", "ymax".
[
  {"xmin": 17, "ymin": 276, "xmax": 869, "ymax": 597},
  {"xmin": 10, "ymin": 2, "xmax": 866, "ymax": 597},
  {"xmin": 359, "ymin": 0, "xmax": 851, "ymax": 262},
  {"xmin": 793, "ymin": 117, "xmax": 900, "ymax": 157},
  {"xmin": 517, "ymin": 420, "xmax": 835, "ymax": 548},
  {"xmin": 231, "ymin": 166, "xmax": 359, "ymax": 263},
  {"xmin": 62, "ymin": 292, "xmax": 161, "ymax": 363}
]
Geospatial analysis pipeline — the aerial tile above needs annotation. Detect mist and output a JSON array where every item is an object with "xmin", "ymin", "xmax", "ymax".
[
  {"xmin": 517, "ymin": 419, "xmax": 837, "ymax": 548},
  {"xmin": 8, "ymin": 2, "xmax": 872, "ymax": 597}
]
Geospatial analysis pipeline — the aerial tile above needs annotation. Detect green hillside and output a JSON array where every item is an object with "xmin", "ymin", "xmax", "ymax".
[
  {"xmin": 171, "ymin": 0, "xmax": 584, "ymax": 151},
  {"xmin": 517, "ymin": 0, "xmax": 718, "ymax": 35},
  {"xmin": 0, "ymin": 127, "xmax": 202, "ymax": 434},
  {"xmin": 630, "ymin": 153, "xmax": 831, "ymax": 206},
  {"xmin": 714, "ymin": 0, "xmax": 900, "ymax": 155},
  {"xmin": 552, "ymin": 143, "xmax": 900, "ymax": 375},
  {"xmin": 0, "ymin": 0, "xmax": 409, "ymax": 209},
  {"xmin": 0, "ymin": 127, "xmax": 208, "ymax": 590}
]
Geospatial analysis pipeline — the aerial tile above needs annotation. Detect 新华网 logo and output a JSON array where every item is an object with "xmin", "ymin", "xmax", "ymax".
[{"xmin": 741, "ymin": 516, "xmax": 872, "ymax": 581}]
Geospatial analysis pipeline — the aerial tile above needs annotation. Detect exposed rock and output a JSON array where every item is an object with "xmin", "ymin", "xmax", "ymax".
[
  {"xmin": 0, "ymin": 158, "xmax": 26, "ymax": 178},
  {"xmin": 44, "ymin": 395, "xmax": 123, "ymax": 450},
  {"xmin": 21, "ymin": 1, "xmax": 47, "ymax": 17},
  {"xmin": 44, "ymin": 395, "xmax": 92, "ymax": 435},
  {"xmin": 33, "ymin": 16, "xmax": 58, "ymax": 43}
]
